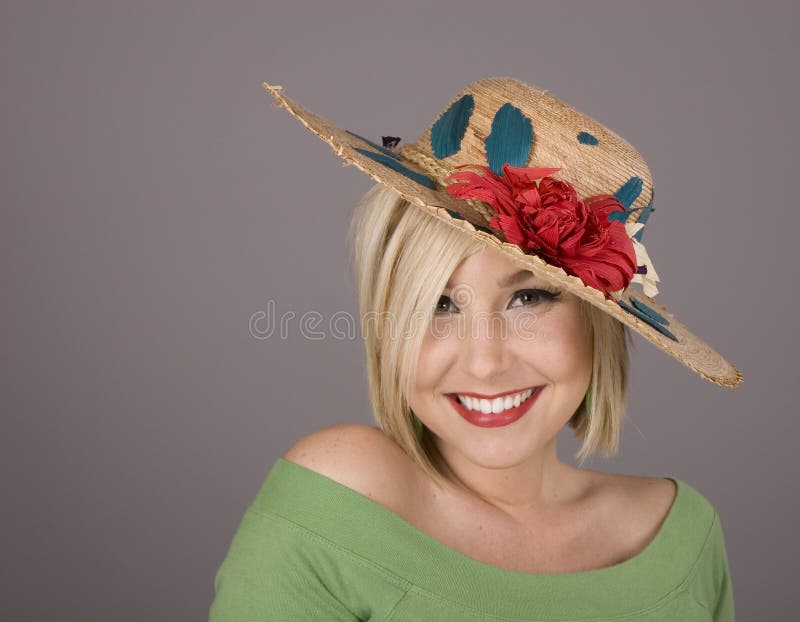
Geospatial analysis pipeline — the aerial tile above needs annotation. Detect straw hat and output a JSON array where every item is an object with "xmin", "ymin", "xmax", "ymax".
[{"xmin": 261, "ymin": 76, "xmax": 742, "ymax": 388}]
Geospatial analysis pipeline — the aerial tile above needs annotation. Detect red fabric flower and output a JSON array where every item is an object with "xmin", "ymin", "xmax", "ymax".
[{"xmin": 444, "ymin": 163, "xmax": 637, "ymax": 296}]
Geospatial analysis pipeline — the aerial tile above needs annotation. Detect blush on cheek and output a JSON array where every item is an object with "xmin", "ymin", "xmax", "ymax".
[
  {"xmin": 531, "ymin": 321, "xmax": 592, "ymax": 380},
  {"xmin": 509, "ymin": 310, "xmax": 542, "ymax": 342},
  {"xmin": 415, "ymin": 332, "xmax": 458, "ymax": 394}
]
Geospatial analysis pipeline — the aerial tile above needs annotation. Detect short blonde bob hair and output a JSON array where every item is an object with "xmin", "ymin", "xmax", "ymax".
[{"xmin": 347, "ymin": 183, "xmax": 633, "ymax": 490}]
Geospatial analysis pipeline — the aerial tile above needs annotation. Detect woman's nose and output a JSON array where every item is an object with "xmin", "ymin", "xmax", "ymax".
[{"xmin": 461, "ymin": 313, "xmax": 512, "ymax": 381}]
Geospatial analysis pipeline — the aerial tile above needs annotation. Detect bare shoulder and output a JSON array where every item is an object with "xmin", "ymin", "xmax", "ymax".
[
  {"xmin": 628, "ymin": 474, "xmax": 678, "ymax": 518},
  {"xmin": 282, "ymin": 423, "xmax": 415, "ymax": 512},
  {"xmin": 594, "ymin": 472, "xmax": 678, "ymax": 557}
]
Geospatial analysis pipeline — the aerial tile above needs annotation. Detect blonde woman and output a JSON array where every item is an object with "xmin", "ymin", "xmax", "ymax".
[{"xmin": 210, "ymin": 78, "xmax": 741, "ymax": 621}]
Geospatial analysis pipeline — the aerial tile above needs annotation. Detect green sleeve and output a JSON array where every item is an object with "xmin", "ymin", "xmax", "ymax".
[
  {"xmin": 685, "ymin": 509, "xmax": 735, "ymax": 622},
  {"xmin": 209, "ymin": 509, "xmax": 362, "ymax": 621},
  {"xmin": 713, "ymin": 513, "xmax": 735, "ymax": 622}
]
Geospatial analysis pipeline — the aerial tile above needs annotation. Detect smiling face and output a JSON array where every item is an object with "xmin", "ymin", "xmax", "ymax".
[{"xmin": 407, "ymin": 246, "xmax": 594, "ymax": 471}]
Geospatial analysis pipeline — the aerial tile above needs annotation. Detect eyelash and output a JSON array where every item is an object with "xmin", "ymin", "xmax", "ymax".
[{"xmin": 434, "ymin": 288, "xmax": 561, "ymax": 314}]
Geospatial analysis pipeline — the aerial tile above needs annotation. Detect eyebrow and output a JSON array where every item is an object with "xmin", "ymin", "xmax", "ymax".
[{"xmin": 445, "ymin": 269, "xmax": 537, "ymax": 290}]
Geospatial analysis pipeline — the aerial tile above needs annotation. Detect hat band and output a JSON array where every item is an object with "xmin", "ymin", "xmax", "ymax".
[{"xmin": 397, "ymin": 143, "xmax": 496, "ymax": 224}]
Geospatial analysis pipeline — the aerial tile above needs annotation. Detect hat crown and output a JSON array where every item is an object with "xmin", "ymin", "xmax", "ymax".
[{"xmin": 404, "ymin": 77, "xmax": 654, "ymax": 230}]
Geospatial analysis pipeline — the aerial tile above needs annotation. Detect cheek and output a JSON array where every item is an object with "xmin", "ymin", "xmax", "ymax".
[
  {"xmin": 516, "ymin": 306, "xmax": 592, "ymax": 380},
  {"xmin": 508, "ymin": 308, "xmax": 537, "ymax": 341},
  {"xmin": 414, "ymin": 329, "xmax": 458, "ymax": 394}
]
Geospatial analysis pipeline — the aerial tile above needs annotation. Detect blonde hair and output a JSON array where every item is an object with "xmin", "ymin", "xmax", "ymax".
[{"xmin": 347, "ymin": 183, "xmax": 632, "ymax": 488}]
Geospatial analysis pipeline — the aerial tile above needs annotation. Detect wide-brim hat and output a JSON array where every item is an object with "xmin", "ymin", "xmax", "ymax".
[{"xmin": 261, "ymin": 77, "xmax": 742, "ymax": 388}]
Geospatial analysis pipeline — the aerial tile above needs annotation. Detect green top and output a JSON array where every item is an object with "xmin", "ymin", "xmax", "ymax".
[{"xmin": 210, "ymin": 458, "xmax": 734, "ymax": 621}]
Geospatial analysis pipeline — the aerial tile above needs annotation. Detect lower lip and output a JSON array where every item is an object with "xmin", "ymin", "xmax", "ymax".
[{"xmin": 447, "ymin": 387, "xmax": 543, "ymax": 428}]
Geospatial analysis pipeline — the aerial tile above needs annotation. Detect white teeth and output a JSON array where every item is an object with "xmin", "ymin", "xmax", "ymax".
[{"xmin": 456, "ymin": 388, "xmax": 538, "ymax": 414}]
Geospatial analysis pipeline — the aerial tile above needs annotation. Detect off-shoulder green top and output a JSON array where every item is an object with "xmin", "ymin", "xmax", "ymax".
[{"xmin": 210, "ymin": 458, "xmax": 734, "ymax": 621}]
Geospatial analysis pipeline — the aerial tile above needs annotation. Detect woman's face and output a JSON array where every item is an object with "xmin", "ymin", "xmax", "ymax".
[{"xmin": 408, "ymin": 246, "xmax": 593, "ymax": 469}]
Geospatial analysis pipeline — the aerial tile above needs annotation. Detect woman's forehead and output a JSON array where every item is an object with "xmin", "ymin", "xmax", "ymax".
[
  {"xmin": 445, "ymin": 248, "xmax": 546, "ymax": 288},
  {"xmin": 445, "ymin": 268, "xmax": 542, "ymax": 290}
]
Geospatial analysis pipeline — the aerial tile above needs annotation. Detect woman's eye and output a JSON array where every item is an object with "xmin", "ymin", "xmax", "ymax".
[
  {"xmin": 509, "ymin": 288, "xmax": 561, "ymax": 308},
  {"xmin": 434, "ymin": 296, "xmax": 452, "ymax": 313},
  {"xmin": 435, "ymin": 289, "xmax": 561, "ymax": 315}
]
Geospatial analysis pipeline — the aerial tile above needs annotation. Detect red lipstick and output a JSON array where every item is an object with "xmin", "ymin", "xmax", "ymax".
[{"xmin": 446, "ymin": 386, "xmax": 544, "ymax": 428}]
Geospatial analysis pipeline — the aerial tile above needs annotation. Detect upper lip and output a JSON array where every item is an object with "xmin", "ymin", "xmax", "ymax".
[{"xmin": 446, "ymin": 385, "xmax": 542, "ymax": 400}]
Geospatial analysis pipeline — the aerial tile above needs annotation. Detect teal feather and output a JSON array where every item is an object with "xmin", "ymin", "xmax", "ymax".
[
  {"xmin": 485, "ymin": 103, "xmax": 533, "ymax": 175},
  {"xmin": 430, "ymin": 94, "xmax": 474, "ymax": 158}
]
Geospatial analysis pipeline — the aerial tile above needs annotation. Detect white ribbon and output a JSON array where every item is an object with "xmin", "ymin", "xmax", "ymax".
[{"xmin": 625, "ymin": 222, "xmax": 660, "ymax": 298}]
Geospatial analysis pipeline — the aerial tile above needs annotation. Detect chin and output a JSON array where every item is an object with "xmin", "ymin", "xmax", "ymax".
[{"xmin": 444, "ymin": 429, "xmax": 556, "ymax": 470}]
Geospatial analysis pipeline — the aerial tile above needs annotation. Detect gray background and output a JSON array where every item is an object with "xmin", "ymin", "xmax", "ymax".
[{"xmin": 1, "ymin": 1, "xmax": 795, "ymax": 620}]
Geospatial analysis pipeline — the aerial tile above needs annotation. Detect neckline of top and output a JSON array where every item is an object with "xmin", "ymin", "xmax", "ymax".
[{"xmin": 254, "ymin": 458, "xmax": 710, "ymax": 619}]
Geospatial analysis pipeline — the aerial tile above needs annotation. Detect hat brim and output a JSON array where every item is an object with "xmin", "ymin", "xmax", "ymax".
[{"xmin": 262, "ymin": 82, "xmax": 743, "ymax": 388}]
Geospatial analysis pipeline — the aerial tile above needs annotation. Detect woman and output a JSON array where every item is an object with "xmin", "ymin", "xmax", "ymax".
[{"xmin": 210, "ymin": 77, "xmax": 741, "ymax": 621}]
